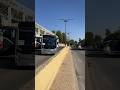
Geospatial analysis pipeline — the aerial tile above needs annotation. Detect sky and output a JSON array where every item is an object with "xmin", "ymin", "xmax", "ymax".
[
  {"xmin": 16, "ymin": 0, "xmax": 35, "ymax": 10},
  {"xmin": 35, "ymin": 0, "xmax": 85, "ymax": 41},
  {"xmin": 16, "ymin": 0, "xmax": 120, "ymax": 40},
  {"xmin": 86, "ymin": 0, "xmax": 120, "ymax": 37}
]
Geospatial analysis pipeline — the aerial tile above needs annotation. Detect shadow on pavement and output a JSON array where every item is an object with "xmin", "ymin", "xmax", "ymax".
[
  {"xmin": 71, "ymin": 48, "xmax": 85, "ymax": 50},
  {"xmin": 85, "ymin": 52, "xmax": 120, "ymax": 58},
  {"xmin": 0, "ymin": 58, "xmax": 34, "ymax": 70},
  {"xmin": 35, "ymin": 46, "xmax": 64, "ymax": 55}
]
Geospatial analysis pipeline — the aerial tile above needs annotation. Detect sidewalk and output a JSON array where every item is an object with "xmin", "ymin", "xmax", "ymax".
[{"xmin": 50, "ymin": 50, "xmax": 79, "ymax": 90}]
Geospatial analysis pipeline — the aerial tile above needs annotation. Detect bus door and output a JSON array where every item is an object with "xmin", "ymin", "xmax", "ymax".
[
  {"xmin": 16, "ymin": 22, "xmax": 35, "ymax": 66},
  {"xmin": 18, "ymin": 22, "xmax": 35, "ymax": 54}
]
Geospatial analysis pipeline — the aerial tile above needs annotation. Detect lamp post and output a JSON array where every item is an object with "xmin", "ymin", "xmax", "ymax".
[{"xmin": 58, "ymin": 19, "xmax": 72, "ymax": 46}]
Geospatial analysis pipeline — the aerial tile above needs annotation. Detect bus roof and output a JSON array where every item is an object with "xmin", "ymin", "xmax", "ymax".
[{"xmin": 43, "ymin": 34, "xmax": 58, "ymax": 38}]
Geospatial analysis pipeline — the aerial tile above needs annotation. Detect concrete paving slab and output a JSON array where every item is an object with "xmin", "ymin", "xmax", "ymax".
[{"xmin": 50, "ymin": 50, "xmax": 79, "ymax": 90}]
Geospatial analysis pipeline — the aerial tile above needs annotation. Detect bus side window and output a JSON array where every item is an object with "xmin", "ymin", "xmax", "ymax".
[{"xmin": 3, "ymin": 38, "xmax": 14, "ymax": 49}]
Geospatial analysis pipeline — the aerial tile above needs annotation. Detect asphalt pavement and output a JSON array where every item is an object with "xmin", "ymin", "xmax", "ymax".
[
  {"xmin": 35, "ymin": 46, "xmax": 64, "ymax": 70},
  {"xmin": 0, "ymin": 60, "xmax": 34, "ymax": 90},
  {"xmin": 86, "ymin": 51, "xmax": 120, "ymax": 90},
  {"xmin": 50, "ymin": 49, "xmax": 79, "ymax": 90},
  {"xmin": 0, "ymin": 46, "xmax": 63, "ymax": 90},
  {"xmin": 71, "ymin": 50, "xmax": 85, "ymax": 90}
]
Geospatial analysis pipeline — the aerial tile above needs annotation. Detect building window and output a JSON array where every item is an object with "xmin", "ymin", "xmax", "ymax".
[
  {"xmin": 11, "ymin": 8, "xmax": 23, "ymax": 22},
  {"xmin": 0, "ymin": 2, "xmax": 8, "ymax": 19},
  {"xmin": 35, "ymin": 28, "xmax": 38, "ymax": 34},
  {"xmin": 25, "ymin": 16, "xmax": 34, "ymax": 21}
]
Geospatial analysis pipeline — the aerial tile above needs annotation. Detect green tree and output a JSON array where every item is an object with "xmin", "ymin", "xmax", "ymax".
[
  {"xmin": 52, "ymin": 30, "xmax": 56, "ymax": 34},
  {"xmin": 105, "ymin": 28, "xmax": 111, "ymax": 37},
  {"xmin": 80, "ymin": 39, "xmax": 85, "ymax": 47},
  {"xmin": 56, "ymin": 31, "xmax": 62, "ymax": 43},
  {"xmin": 69, "ymin": 39, "xmax": 75, "ymax": 46},
  {"xmin": 94, "ymin": 35, "xmax": 102, "ymax": 49},
  {"xmin": 61, "ymin": 32, "xmax": 66, "ymax": 43},
  {"xmin": 85, "ymin": 32, "xmax": 94, "ymax": 47},
  {"xmin": 69, "ymin": 39, "xmax": 78, "ymax": 48},
  {"xmin": 79, "ymin": 38, "xmax": 81, "ymax": 43}
]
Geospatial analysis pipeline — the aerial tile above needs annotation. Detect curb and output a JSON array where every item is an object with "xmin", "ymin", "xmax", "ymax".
[
  {"xmin": 35, "ymin": 47, "xmax": 69, "ymax": 90},
  {"xmin": 70, "ymin": 50, "xmax": 79, "ymax": 90},
  {"xmin": 36, "ymin": 47, "xmax": 64, "ymax": 73},
  {"xmin": 50, "ymin": 50, "xmax": 79, "ymax": 90}
]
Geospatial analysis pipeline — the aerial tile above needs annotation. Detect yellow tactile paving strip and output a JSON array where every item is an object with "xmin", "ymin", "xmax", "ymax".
[
  {"xmin": 35, "ymin": 47, "xmax": 69, "ymax": 90},
  {"xmin": 50, "ymin": 50, "xmax": 79, "ymax": 90}
]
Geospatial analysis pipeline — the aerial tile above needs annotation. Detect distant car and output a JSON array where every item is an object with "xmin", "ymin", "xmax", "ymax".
[{"xmin": 78, "ymin": 45, "xmax": 81, "ymax": 49}]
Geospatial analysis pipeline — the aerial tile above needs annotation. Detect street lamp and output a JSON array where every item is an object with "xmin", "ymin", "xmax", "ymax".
[{"xmin": 57, "ymin": 19, "xmax": 72, "ymax": 46}]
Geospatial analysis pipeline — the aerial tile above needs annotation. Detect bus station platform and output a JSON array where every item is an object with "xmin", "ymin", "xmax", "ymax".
[
  {"xmin": 35, "ymin": 47, "xmax": 78, "ymax": 90},
  {"xmin": 50, "ymin": 50, "xmax": 79, "ymax": 90}
]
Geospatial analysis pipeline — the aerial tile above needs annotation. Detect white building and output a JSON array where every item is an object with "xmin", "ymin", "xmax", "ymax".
[
  {"xmin": 35, "ymin": 23, "xmax": 55, "ymax": 37},
  {"xmin": 0, "ymin": 0, "xmax": 34, "ymax": 26}
]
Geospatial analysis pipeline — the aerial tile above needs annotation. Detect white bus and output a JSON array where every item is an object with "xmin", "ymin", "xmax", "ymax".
[
  {"xmin": 41, "ymin": 34, "xmax": 59, "ymax": 55},
  {"xmin": 35, "ymin": 36, "xmax": 42, "ymax": 54},
  {"xmin": 0, "ymin": 22, "xmax": 35, "ymax": 66}
]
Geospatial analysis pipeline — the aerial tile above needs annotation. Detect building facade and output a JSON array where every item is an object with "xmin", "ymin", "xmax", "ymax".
[
  {"xmin": 0, "ymin": 0, "xmax": 34, "ymax": 26},
  {"xmin": 35, "ymin": 23, "xmax": 55, "ymax": 37},
  {"xmin": 0, "ymin": 0, "xmax": 54, "ymax": 37}
]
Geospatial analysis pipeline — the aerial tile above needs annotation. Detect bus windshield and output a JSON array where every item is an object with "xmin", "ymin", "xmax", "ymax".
[{"xmin": 43, "ymin": 35, "xmax": 57, "ymax": 49}]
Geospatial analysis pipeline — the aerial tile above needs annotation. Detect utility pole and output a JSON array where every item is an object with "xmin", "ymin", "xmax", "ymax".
[{"xmin": 58, "ymin": 19, "xmax": 72, "ymax": 46}]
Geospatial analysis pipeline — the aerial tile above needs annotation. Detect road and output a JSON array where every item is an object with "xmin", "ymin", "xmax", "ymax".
[
  {"xmin": 0, "ymin": 58, "xmax": 34, "ymax": 90},
  {"xmin": 0, "ymin": 46, "xmax": 63, "ymax": 90},
  {"xmin": 86, "ymin": 51, "xmax": 120, "ymax": 90},
  {"xmin": 71, "ymin": 50, "xmax": 85, "ymax": 90},
  {"xmin": 35, "ymin": 55, "xmax": 51, "ymax": 68},
  {"xmin": 35, "ymin": 46, "xmax": 64, "ymax": 69}
]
